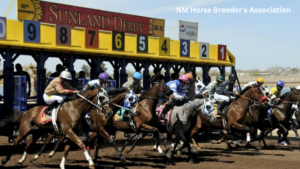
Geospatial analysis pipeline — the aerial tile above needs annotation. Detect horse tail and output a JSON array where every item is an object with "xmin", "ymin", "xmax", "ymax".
[{"xmin": 0, "ymin": 113, "xmax": 24, "ymax": 129}]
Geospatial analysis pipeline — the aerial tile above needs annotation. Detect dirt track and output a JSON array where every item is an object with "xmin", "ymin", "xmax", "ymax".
[{"xmin": 0, "ymin": 131, "xmax": 300, "ymax": 169}]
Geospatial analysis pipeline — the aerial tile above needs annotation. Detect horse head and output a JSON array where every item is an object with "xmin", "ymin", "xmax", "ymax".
[
  {"xmin": 288, "ymin": 87, "xmax": 300, "ymax": 102},
  {"xmin": 242, "ymin": 86, "xmax": 265, "ymax": 102},
  {"xmin": 95, "ymin": 86, "xmax": 113, "ymax": 118}
]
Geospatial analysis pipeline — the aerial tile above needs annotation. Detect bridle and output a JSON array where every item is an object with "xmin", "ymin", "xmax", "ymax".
[{"xmin": 237, "ymin": 87, "xmax": 263, "ymax": 103}]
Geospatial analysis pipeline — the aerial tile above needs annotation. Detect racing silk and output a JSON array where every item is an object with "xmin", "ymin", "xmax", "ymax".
[
  {"xmin": 215, "ymin": 80, "xmax": 234, "ymax": 96},
  {"xmin": 269, "ymin": 87, "xmax": 281, "ymax": 100},
  {"xmin": 124, "ymin": 90, "xmax": 138, "ymax": 109},
  {"xmin": 122, "ymin": 80, "xmax": 143, "ymax": 94},
  {"xmin": 206, "ymin": 80, "xmax": 217, "ymax": 95},
  {"xmin": 44, "ymin": 77, "xmax": 75, "ymax": 95},
  {"xmin": 83, "ymin": 79, "xmax": 109, "ymax": 91},
  {"xmin": 167, "ymin": 80, "xmax": 187, "ymax": 100}
]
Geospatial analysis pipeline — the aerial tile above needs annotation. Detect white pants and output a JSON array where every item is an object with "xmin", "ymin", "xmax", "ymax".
[
  {"xmin": 214, "ymin": 93, "xmax": 230, "ymax": 103},
  {"xmin": 43, "ymin": 94, "xmax": 66, "ymax": 105}
]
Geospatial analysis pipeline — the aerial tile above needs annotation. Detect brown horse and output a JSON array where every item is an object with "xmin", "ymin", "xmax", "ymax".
[
  {"xmin": 32, "ymin": 89, "xmax": 127, "ymax": 163},
  {"xmin": 0, "ymin": 87, "xmax": 112, "ymax": 169}
]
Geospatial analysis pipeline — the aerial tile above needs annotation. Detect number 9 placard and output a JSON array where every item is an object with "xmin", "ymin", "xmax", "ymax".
[
  {"xmin": 159, "ymin": 37, "xmax": 170, "ymax": 56},
  {"xmin": 218, "ymin": 44, "xmax": 227, "ymax": 61},
  {"xmin": 0, "ymin": 17, "xmax": 6, "ymax": 40},
  {"xmin": 24, "ymin": 20, "xmax": 40, "ymax": 43},
  {"xmin": 56, "ymin": 24, "xmax": 71, "ymax": 46},
  {"xmin": 112, "ymin": 31, "xmax": 124, "ymax": 51},
  {"xmin": 180, "ymin": 39, "xmax": 190, "ymax": 57}
]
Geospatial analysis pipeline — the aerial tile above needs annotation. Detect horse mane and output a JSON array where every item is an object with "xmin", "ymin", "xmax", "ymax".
[
  {"xmin": 138, "ymin": 84, "xmax": 159, "ymax": 102},
  {"xmin": 189, "ymin": 79, "xmax": 196, "ymax": 100},
  {"xmin": 280, "ymin": 91, "xmax": 289, "ymax": 99},
  {"xmin": 240, "ymin": 86, "xmax": 252, "ymax": 95}
]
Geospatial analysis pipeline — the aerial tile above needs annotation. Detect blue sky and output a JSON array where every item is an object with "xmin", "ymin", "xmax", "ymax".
[{"xmin": 0, "ymin": 0, "xmax": 299, "ymax": 73}]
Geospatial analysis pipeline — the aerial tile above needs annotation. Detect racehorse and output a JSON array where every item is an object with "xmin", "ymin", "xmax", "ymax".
[{"xmin": 0, "ymin": 87, "xmax": 112, "ymax": 169}]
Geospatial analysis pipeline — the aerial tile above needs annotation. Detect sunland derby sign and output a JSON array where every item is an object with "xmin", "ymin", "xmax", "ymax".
[{"xmin": 17, "ymin": 0, "xmax": 165, "ymax": 37}]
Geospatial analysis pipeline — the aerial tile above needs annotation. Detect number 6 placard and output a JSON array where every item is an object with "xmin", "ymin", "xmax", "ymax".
[
  {"xmin": 112, "ymin": 31, "xmax": 124, "ymax": 51},
  {"xmin": 218, "ymin": 44, "xmax": 226, "ymax": 61}
]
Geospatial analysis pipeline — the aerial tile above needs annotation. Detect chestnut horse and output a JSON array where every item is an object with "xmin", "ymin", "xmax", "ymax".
[
  {"xmin": 32, "ymin": 90, "xmax": 127, "ymax": 163},
  {"xmin": 0, "ymin": 87, "xmax": 112, "ymax": 169}
]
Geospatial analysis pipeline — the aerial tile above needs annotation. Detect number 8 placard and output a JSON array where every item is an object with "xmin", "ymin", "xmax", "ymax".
[{"xmin": 56, "ymin": 24, "xmax": 71, "ymax": 46}]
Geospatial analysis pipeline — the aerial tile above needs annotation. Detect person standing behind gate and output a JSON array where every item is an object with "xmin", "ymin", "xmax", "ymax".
[
  {"xmin": 14, "ymin": 63, "xmax": 31, "ymax": 97},
  {"xmin": 214, "ymin": 74, "xmax": 239, "ymax": 115},
  {"xmin": 43, "ymin": 69, "xmax": 79, "ymax": 115},
  {"xmin": 50, "ymin": 64, "xmax": 63, "ymax": 77}
]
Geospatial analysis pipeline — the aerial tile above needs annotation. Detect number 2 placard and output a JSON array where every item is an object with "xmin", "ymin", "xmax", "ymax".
[
  {"xmin": 85, "ymin": 28, "xmax": 99, "ymax": 49},
  {"xmin": 218, "ymin": 44, "xmax": 226, "ymax": 61},
  {"xmin": 200, "ymin": 42, "xmax": 209, "ymax": 59},
  {"xmin": 56, "ymin": 24, "xmax": 71, "ymax": 46},
  {"xmin": 24, "ymin": 20, "xmax": 40, "ymax": 43}
]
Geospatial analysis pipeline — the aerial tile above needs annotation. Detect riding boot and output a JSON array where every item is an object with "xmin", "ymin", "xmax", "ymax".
[
  {"xmin": 160, "ymin": 102, "xmax": 172, "ymax": 120},
  {"xmin": 218, "ymin": 102, "xmax": 228, "ymax": 115},
  {"xmin": 45, "ymin": 100, "xmax": 60, "ymax": 115}
]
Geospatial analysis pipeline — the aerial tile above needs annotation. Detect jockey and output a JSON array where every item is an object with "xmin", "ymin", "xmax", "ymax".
[
  {"xmin": 160, "ymin": 74, "xmax": 189, "ymax": 120},
  {"xmin": 243, "ymin": 77, "xmax": 264, "ymax": 89},
  {"xmin": 185, "ymin": 72, "xmax": 207, "ymax": 99},
  {"xmin": 214, "ymin": 74, "xmax": 239, "ymax": 115},
  {"xmin": 206, "ymin": 75, "xmax": 225, "ymax": 101},
  {"xmin": 43, "ymin": 69, "xmax": 79, "ymax": 115},
  {"xmin": 122, "ymin": 72, "xmax": 143, "ymax": 110},
  {"xmin": 83, "ymin": 72, "xmax": 109, "ymax": 90},
  {"xmin": 268, "ymin": 80, "xmax": 284, "ymax": 104}
]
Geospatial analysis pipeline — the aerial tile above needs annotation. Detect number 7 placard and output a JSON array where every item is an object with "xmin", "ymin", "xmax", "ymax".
[{"xmin": 85, "ymin": 28, "xmax": 99, "ymax": 49}]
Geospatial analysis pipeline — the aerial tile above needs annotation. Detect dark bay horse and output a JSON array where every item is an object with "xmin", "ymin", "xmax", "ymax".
[{"xmin": 0, "ymin": 87, "xmax": 112, "ymax": 169}]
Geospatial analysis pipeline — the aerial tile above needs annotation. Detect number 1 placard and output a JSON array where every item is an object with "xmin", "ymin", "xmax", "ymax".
[
  {"xmin": 0, "ymin": 17, "xmax": 6, "ymax": 40},
  {"xmin": 85, "ymin": 28, "xmax": 99, "ymax": 49},
  {"xmin": 218, "ymin": 44, "xmax": 226, "ymax": 61},
  {"xmin": 56, "ymin": 24, "xmax": 71, "ymax": 46},
  {"xmin": 24, "ymin": 20, "xmax": 40, "ymax": 43}
]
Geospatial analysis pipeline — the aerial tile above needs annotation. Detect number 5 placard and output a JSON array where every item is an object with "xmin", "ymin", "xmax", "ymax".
[
  {"xmin": 159, "ymin": 37, "xmax": 170, "ymax": 56},
  {"xmin": 137, "ymin": 34, "xmax": 148, "ymax": 53},
  {"xmin": 218, "ymin": 44, "xmax": 226, "ymax": 61}
]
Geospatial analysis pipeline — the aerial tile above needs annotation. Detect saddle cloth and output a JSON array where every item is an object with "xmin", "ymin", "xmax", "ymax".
[
  {"xmin": 156, "ymin": 106, "xmax": 172, "ymax": 125},
  {"xmin": 39, "ymin": 106, "xmax": 58, "ymax": 124}
]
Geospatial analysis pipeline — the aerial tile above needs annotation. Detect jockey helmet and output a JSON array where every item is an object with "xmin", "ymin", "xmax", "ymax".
[
  {"xmin": 217, "ymin": 75, "xmax": 225, "ymax": 82},
  {"xmin": 277, "ymin": 80, "xmax": 284, "ymax": 87},
  {"xmin": 98, "ymin": 72, "xmax": 109, "ymax": 82},
  {"xmin": 179, "ymin": 74, "xmax": 189, "ymax": 84},
  {"xmin": 257, "ymin": 77, "xmax": 264, "ymax": 84},
  {"xmin": 228, "ymin": 74, "xmax": 236, "ymax": 82},
  {"xmin": 132, "ymin": 72, "xmax": 142, "ymax": 80},
  {"xmin": 60, "ymin": 69, "xmax": 72, "ymax": 80},
  {"xmin": 185, "ymin": 72, "xmax": 193, "ymax": 80}
]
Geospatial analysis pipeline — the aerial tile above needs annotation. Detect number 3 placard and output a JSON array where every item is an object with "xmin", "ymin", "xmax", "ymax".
[
  {"xmin": 180, "ymin": 39, "xmax": 190, "ymax": 57},
  {"xmin": 85, "ymin": 28, "xmax": 99, "ymax": 49},
  {"xmin": 24, "ymin": 20, "xmax": 40, "ymax": 43},
  {"xmin": 218, "ymin": 44, "xmax": 226, "ymax": 61},
  {"xmin": 159, "ymin": 37, "xmax": 170, "ymax": 56},
  {"xmin": 56, "ymin": 24, "xmax": 71, "ymax": 46}
]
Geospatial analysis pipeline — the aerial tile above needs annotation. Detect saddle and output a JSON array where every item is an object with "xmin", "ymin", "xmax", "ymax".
[{"xmin": 39, "ymin": 105, "xmax": 61, "ymax": 135}]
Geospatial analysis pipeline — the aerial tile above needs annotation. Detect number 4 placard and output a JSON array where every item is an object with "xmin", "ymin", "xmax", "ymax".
[
  {"xmin": 218, "ymin": 44, "xmax": 227, "ymax": 61},
  {"xmin": 159, "ymin": 37, "xmax": 170, "ymax": 56}
]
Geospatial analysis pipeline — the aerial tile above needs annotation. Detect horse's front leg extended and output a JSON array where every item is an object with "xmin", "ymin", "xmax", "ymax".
[
  {"xmin": 34, "ymin": 134, "xmax": 56, "ymax": 160},
  {"xmin": 19, "ymin": 130, "xmax": 43, "ymax": 164},
  {"xmin": 126, "ymin": 132, "xmax": 147, "ymax": 154},
  {"xmin": 231, "ymin": 121, "xmax": 250, "ymax": 131},
  {"xmin": 49, "ymin": 136, "xmax": 66, "ymax": 158}
]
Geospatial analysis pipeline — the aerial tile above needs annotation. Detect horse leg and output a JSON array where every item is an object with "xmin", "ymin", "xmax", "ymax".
[
  {"xmin": 212, "ymin": 129, "xmax": 228, "ymax": 144},
  {"xmin": 231, "ymin": 121, "xmax": 250, "ymax": 131},
  {"xmin": 126, "ymin": 132, "xmax": 147, "ymax": 154},
  {"xmin": 191, "ymin": 138, "xmax": 201, "ymax": 151},
  {"xmin": 61, "ymin": 129, "xmax": 94, "ymax": 169},
  {"xmin": 86, "ymin": 132, "xmax": 98, "ymax": 161},
  {"xmin": 48, "ymin": 136, "xmax": 66, "ymax": 158},
  {"xmin": 33, "ymin": 134, "xmax": 55, "ymax": 160},
  {"xmin": 18, "ymin": 130, "xmax": 42, "ymax": 164},
  {"xmin": 291, "ymin": 125, "xmax": 300, "ymax": 146},
  {"xmin": 60, "ymin": 140, "xmax": 72, "ymax": 169},
  {"xmin": 97, "ymin": 126, "xmax": 126, "ymax": 164},
  {"xmin": 120, "ymin": 133, "xmax": 140, "ymax": 152}
]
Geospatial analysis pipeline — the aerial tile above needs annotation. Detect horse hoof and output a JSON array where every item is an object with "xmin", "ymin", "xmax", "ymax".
[
  {"xmin": 189, "ymin": 158, "xmax": 196, "ymax": 164},
  {"xmin": 34, "ymin": 154, "xmax": 39, "ymax": 160},
  {"xmin": 177, "ymin": 151, "xmax": 182, "ymax": 156},
  {"xmin": 159, "ymin": 152, "xmax": 165, "ymax": 156},
  {"xmin": 166, "ymin": 152, "xmax": 172, "ymax": 159},
  {"xmin": 48, "ymin": 151, "xmax": 55, "ymax": 158},
  {"xmin": 2, "ymin": 157, "xmax": 9, "ymax": 165},
  {"xmin": 120, "ymin": 156, "xmax": 126, "ymax": 165}
]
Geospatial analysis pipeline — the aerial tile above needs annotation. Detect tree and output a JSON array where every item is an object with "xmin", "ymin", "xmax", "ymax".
[
  {"xmin": 81, "ymin": 64, "xmax": 90, "ymax": 78},
  {"xmin": 23, "ymin": 64, "xmax": 37, "ymax": 96},
  {"xmin": 249, "ymin": 69, "xmax": 261, "ymax": 76},
  {"xmin": 46, "ymin": 71, "xmax": 52, "ymax": 78}
]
